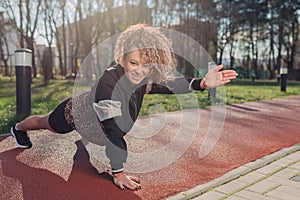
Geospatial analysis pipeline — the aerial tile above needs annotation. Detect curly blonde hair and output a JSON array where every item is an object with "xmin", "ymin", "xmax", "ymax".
[{"xmin": 114, "ymin": 23, "xmax": 177, "ymax": 83}]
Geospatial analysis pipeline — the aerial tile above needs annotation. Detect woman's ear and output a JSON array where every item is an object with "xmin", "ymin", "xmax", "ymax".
[{"xmin": 119, "ymin": 56, "xmax": 125, "ymax": 68}]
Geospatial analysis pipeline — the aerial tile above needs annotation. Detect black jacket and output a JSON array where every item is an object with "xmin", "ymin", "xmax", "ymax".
[{"xmin": 90, "ymin": 64, "xmax": 204, "ymax": 173}]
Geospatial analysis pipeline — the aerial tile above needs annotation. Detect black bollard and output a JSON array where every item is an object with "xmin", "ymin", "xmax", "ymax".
[
  {"xmin": 15, "ymin": 49, "xmax": 32, "ymax": 116},
  {"xmin": 280, "ymin": 67, "xmax": 288, "ymax": 92}
]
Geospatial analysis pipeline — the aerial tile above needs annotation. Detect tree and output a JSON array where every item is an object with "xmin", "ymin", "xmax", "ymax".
[
  {"xmin": 266, "ymin": 0, "xmax": 300, "ymax": 77},
  {"xmin": 208, "ymin": 0, "xmax": 240, "ymax": 66},
  {"xmin": 74, "ymin": 0, "xmax": 106, "ymax": 82},
  {"xmin": 49, "ymin": 0, "xmax": 68, "ymax": 77},
  {"xmin": 0, "ymin": 13, "xmax": 12, "ymax": 76},
  {"xmin": 267, "ymin": 0, "xmax": 277, "ymax": 78},
  {"xmin": 41, "ymin": 47, "xmax": 52, "ymax": 85},
  {"xmin": 237, "ymin": 0, "xmax": 268, "ymax": 79},
  {"xmin": 280, "ymin": 0, "xmax": 299, "ymax": 70},
  {"xmin": 41, "ymin": 0, "xmax": 57, "ymax": 80},
  {"xmin": 150, "ymin": 0, "xmax": 178, "ymax": 27},
  {"xmin": 59, "ymin": 0, "xmax": 68, "ymax": 76},
  {"xmin": 6, "ymin": 0, "xmax": 42, "ymax": 78}
]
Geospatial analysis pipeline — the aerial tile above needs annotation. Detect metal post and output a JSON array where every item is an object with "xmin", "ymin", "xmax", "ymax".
[
  {"xmin": 15, "ymin": 49, "xmax": 32, "ymax": 116},
  {"xmin": 208, "ymin": 62, "xmax": 217, "ymax": 102},
  {"xmin": 280, "ymin": 67, "xmax": 288, "ymax": 92}
]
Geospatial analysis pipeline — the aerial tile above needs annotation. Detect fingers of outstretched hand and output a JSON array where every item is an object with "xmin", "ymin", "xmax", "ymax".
[
  {"xmin": 123, "ymin": 176, "xmax": 141, "ymax": 190},
  {"xmin": 128, "ymin": 175, "xmax": 141, "ymax": 184},
  {"xmin": 127, "ymin": 176, "xmax": 142, "ymax": 190},
  {"xmin": 213, "ymin": 65, "xmax": 223, "ymax": 72},
  {"xmin": 113, "ymin": 175, "xmax": 141, "ymax": 190},
  {"xmin": 205, "ymin": 68, "xmax": 238, "ymax": 88},
  {"xmin": 211, "ymin": 65, "xmax": 237, "ymax": 78},
  {"xmin": 114, "ymin": 179, "xmax": 126, "ymax": 190},
  {"xmin": 221, "ymin": 70, "xmax": 238, "ymax": 81}
]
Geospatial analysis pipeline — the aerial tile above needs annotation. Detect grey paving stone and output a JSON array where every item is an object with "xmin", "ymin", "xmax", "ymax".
[
  {"xmin": 215, "ymin": 180, "xmax": 248, "ymax": 194},
  {"xmin": 265, "ymin": 185, "xmax": 300, "ymax": 199},
  {"xmin": 167, "ymin": 194, "xmax": 187, "ymax": 200},
  {"xmin": 288, "ymin": 161, "xmax": 300, "ymax": 170},
  {"xmin": 272, "ymin": 157, "xmax": 297, "ymax": 168},
  {"xmin": 192, "ymin": 191, "xmax": 225, "ymax": 200},
  {"xmin": 266, "ymin": 176, "xmax": 300, "ymax": 189},
  {"xmin": 237, "ymin": 171, "xmax": 265, "ymax": 184},
  {"xmin": 235, "ymin": 190, "xmax": 275, "ymax": 200},
  {"xmin": 219, "ymin": 165, "xmax": 252, "ymax": 183},
  {"xmin": 273, "ymin": 168, "xmax": 299, "ymax": 179},
  {"xmin": 256, "ymin": 163, "xmax": 282, "ymax": 175},
  {"xmin": 244, "ymin": 158, "xmax": 269, "ymax": 170},
  {"xmin": 246, "ymin": 179, "xmax": 280, "ymax": 194},
  {"xmin": 226, "ymin": 195, "xmax": 248, "ymax": 200},
  {"xmin": 285, "ymin": 151, "xmax": 300, "ymax": 161}
]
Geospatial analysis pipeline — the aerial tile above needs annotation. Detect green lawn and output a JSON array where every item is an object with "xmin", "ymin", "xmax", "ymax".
[
  {"xmin": 1, "ymin": 75, "xmax": 299, "ymax": 134},
  {"xmin": 140, "ymin": 79, "xmax": 300, "ymax": 115},
  {"xmin": 225, "ymin": 79, "xmax": 300, "ymax": 104},
  {"xmin": 0, "ymin": 76, "xmax": 73, "ymax": 134}
]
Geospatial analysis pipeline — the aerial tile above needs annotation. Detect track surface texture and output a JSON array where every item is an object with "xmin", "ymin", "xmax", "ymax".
[{"xmin": 1, "ymin": 96, "xmax": 300, "ymax": 200}]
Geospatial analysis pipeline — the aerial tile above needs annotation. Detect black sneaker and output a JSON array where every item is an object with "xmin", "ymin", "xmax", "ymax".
[{"xmin": 10, "ymin": 124, "xmax": 32, "ymax": 148}]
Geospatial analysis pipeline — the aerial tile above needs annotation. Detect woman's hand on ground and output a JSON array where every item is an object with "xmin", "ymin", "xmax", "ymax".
[
  {"xmin": 113, "ymin": 172, "xmax": 141, "ymax": 190},
  {"xmin": 203, "ymin": 65, "xmax": 238, "ymax": 89}
]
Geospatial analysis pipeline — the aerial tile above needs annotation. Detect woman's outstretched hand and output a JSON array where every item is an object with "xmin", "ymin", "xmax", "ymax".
[
  {"xmin": 113, "ymin": 172, "xmax": 141, "ymax": 190},
  {"xmin": 201, "ymin": 65, "xmax": 238, "ymax": 89}
]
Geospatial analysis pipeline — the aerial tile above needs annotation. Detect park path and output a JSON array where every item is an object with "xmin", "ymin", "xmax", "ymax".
[{"xmin": 1, "ymin": 96, "xmax": 300, "ymax": 200}]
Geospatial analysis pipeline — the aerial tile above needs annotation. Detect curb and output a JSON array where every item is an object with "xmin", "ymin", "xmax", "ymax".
[{"xmin": 167, "ymin": 143, "xmax": 300, "ymax": 200}]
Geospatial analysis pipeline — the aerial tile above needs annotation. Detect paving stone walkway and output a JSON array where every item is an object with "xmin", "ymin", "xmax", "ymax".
[{"xmin": 168, "ymin": 143, "xmax": 300, "ymax": 200}]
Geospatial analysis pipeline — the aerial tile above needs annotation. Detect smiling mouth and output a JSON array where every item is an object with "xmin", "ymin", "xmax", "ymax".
[
  {"xmin": 131, "ymin": 75, "xmax": 143, "ymax": 81},
  {"xmin": 130, "ymin": 72, "xmax": 144, "ymax": 81}
]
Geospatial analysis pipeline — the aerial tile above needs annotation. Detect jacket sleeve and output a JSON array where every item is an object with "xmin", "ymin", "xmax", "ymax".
[
  {"xmin": 101, "ymin": 118, "xmax": 127, "ymax": 174},
  {"xmin": 92, "ymin": 75, "xmax": 128, "ymax": 174},
  {"xmin": 148, "ymin": 77, "xmax": 205, "ymax": 94}
]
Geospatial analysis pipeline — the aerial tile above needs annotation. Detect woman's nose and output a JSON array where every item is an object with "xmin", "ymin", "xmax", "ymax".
[{"xmin": 134, "ymin": 65, "xmax": 143, "ymax": 74}]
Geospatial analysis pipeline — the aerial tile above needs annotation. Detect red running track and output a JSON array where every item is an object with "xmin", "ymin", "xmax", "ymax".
[{"xmin": 1, "ymin": 96, "xmax": 300, "ymax": 200}]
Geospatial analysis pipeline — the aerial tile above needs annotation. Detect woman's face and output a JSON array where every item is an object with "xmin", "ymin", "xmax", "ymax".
[{"xmin": 120, "ymin": 50, "xmax": 152, "ymax": 85}]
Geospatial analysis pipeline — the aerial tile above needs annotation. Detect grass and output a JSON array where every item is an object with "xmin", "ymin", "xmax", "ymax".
[
  {"xmin": 0, "ymin": 75, "xmax": 299, "ymax": 134},
  {"xmin": 140, "ymin": 79, "xmax": 300, "ymax": 115},
  {"xmin": 225, "ymin": 79, "xmax": 300, "ymax": 104},
  {"xmin": 0, "ymin": 76, "xmax": 73, "ymax": 134}
]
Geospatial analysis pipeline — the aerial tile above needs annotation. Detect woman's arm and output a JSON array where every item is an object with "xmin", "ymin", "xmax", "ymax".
[
  {"xmin": 101, "ymin": 118, "xmax": 141, "ymax": 190},
  {"xmin": 93, "ymin": 73, "xmax": 141, "ymax": 190},
  {"xmin": 148, "ymin": 65, "xmax": 237, "ymax": 94},
  {"xmin": 148, "ymin": 77, "xmax": 205, "ymax": 94}
]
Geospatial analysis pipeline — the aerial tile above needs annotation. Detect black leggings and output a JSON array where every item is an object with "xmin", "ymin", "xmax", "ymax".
[{"xmin": 48, "ymin": 98, "xmax": 74, "ymax": 134}]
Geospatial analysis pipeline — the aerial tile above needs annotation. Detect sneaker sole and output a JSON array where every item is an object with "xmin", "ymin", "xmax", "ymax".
[{"xmin": 10, "ymin": 127, "xmax": 32, "ymax": 148}]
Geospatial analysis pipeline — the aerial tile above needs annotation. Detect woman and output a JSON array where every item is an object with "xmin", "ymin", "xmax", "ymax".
[{"xmin": 10, "ymin": 23, "xmax": 238, "ymax": 190}]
